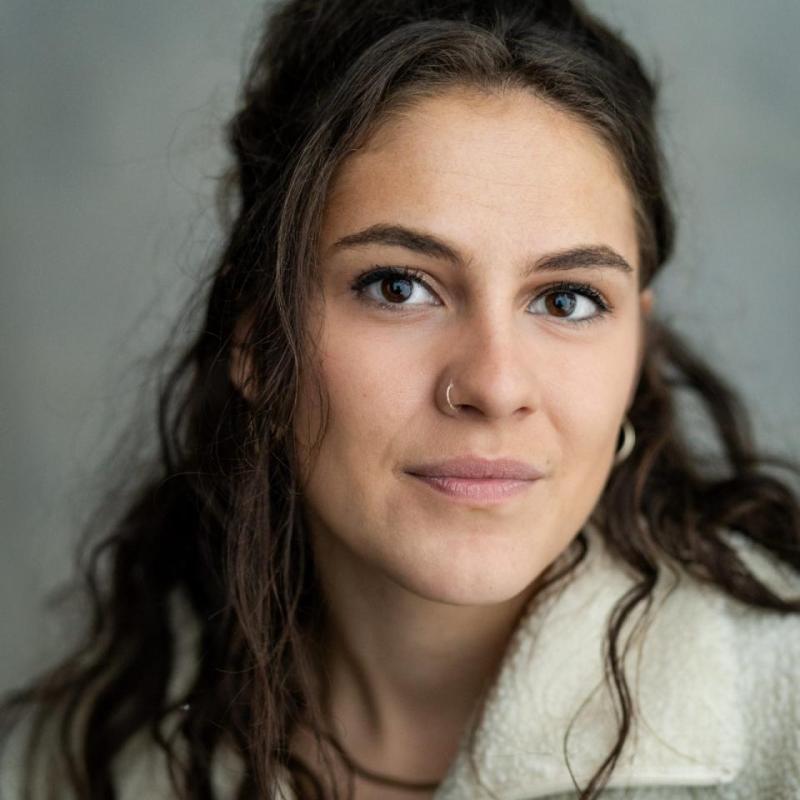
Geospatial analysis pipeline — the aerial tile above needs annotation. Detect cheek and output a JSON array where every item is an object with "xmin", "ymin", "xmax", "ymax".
[
  {"xmin": 293, "ymin": 309, "xmax": 425, "ymax": 486},
  {"xmin": 326, "ymin": 322, "xmax": 411, "ymax": 425},
  {"xmin": 547, "ymin": 327, "xmax": 640, "ymax": 473}
]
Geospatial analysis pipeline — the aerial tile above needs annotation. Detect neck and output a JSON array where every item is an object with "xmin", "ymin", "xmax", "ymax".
[{"xmin": 307, "ymin": 526, "xmax": 537, "ymax": 777}]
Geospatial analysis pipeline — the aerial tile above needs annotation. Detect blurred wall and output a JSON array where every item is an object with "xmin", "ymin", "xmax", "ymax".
[{"xmin": 1, "ymin": 1, "xmax": 799, "ymax": 693}]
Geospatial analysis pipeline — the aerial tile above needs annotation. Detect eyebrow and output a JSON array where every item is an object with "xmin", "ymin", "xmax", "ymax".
[{"xmin": 330, "ymin": 223, "xmax": 634, "ymax": 276}]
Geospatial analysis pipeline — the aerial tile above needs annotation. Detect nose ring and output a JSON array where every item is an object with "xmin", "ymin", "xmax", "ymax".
[{"xmin": 446, "ymin": 380, "xmax": 459, "ymax": 413}]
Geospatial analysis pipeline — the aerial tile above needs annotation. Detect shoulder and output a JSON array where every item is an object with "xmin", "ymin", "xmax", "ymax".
[
  {"xmin": 720, "ymin": 529, "xmax": 800, "ymax": 670},
  {"xmin": 434, "ymin": 530, "xmax": 800, "ymax": 800},
  {"xmin": 706, "ymin": 532, "xmax": 800, "ymax": 796}
]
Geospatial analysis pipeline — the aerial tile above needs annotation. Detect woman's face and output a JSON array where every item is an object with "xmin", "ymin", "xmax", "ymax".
[{"xmin": 294, "ymin": 87, "xmax": 652, "ymax": 606}]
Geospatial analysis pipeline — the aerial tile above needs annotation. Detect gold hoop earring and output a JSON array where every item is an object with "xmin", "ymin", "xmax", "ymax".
[{"xmin": 614, "ymin": 416, "xmax": 636, "ymax": 465}]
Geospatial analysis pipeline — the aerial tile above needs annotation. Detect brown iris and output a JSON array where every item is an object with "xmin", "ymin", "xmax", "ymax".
[
  {"xmin": 381, "ymin": 277, "xmax": 414, "ymax": 304},
  {"xmin": 545, "ymin": 291, "xmax": 577, "ymax": 317}
]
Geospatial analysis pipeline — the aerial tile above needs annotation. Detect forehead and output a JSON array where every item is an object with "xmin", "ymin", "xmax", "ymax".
[{"xmin": 321, "ymin": 87, "xmax": 639, "ymax": 272}]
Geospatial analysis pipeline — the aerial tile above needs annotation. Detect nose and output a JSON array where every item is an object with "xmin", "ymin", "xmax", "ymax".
[{"xmin": 441, "ymin": 310, "xmax": 540, "ymax": 423}]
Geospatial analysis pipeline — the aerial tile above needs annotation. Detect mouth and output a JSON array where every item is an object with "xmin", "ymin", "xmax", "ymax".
[
  {"xmin": 403, "ymin": 456, "xmax": 543, "ymax": 505},
  {"xmin": 405, "ymin": 473, "xmax": 538, "ymax": 504}
]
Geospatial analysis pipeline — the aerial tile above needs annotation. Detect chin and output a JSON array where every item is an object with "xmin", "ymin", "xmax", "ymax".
[
  {"xmin": 395, "ymin": 571, "xmax": 537, "ymax": 607},
  {"xmin": 384, "ymin": 539, "xmax": 549, "ymax": 607}
]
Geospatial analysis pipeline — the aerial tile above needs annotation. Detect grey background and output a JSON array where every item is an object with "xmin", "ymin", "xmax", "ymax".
[{"xmin": 1, "ymin": 1, "xmax": 798, "ymax": 694}]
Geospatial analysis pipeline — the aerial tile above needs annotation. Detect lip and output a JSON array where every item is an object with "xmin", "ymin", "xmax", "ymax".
[
  {"xmin": 405, "ymin": 456, "xmax": 543, "ymax": 480},
  {"xmin": 404, "ymin": 457, "xmax": 543, "ymax": 505},
  {"xmin": 408, "ymin": 475, "xmax": 536, "ymax": 504}
]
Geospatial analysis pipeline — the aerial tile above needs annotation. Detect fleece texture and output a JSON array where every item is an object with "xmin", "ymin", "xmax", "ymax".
[
  {"xmin": 432, "ymin": 526, "xmax": 800, "ymax": 799},
  {"xmin": 3, "ymin": 527, "xmax": 799, "ymax": 799}
]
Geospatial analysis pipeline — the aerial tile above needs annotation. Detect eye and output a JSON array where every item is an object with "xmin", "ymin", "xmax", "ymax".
[
  {"xmin": 350, "ymin": 268, "xmax": 612, "ymax": 325},
  {"xmin": 350, "ymin": 266, "xmax": 440, "ymax": 311},
  {"xmin": 529, "ymin": 282, "xmax": 611, "ymax": 326}
]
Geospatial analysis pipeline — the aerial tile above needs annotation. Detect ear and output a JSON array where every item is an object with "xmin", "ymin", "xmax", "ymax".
[
  {"xmin": 639, "ymin": 287, "xmax": 655, "ymax": 318},
  {"xmin": 229, "ymin": 312, "xmax": 257, "ymax": 404},
  {"xmin": 628, "ymin": 288, "xmax": 655, "ymax": 410}
]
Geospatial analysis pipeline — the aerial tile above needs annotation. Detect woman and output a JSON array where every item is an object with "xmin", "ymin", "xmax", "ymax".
[{"xmin": 2, "ymin": 0, "xmax": 799, "ymax": 798}]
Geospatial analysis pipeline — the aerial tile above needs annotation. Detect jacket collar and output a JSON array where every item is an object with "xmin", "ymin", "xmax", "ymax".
[{"xmin": 435, "ymin": 524, "xmax": 745, "ymax": 799}]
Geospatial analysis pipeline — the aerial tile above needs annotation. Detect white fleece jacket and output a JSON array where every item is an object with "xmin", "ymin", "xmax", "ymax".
[
  {"xmin": 4, "ymin": 527, "xmax": 799, "ymax": 799},
  {"xmin": 430, "ymin": 527, "xmax": 800, "ymax": 800}
]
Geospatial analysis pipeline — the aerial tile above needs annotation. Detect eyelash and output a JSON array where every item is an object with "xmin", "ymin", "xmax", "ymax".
[{"xmin": 349, "ymin": 265, "xmax": 613, "ymax": 326}]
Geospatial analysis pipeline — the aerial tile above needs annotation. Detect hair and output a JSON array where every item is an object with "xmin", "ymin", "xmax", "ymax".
[{"xmin": 3, "ymin": 0, "xmax": 799, "ymax": 798}]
